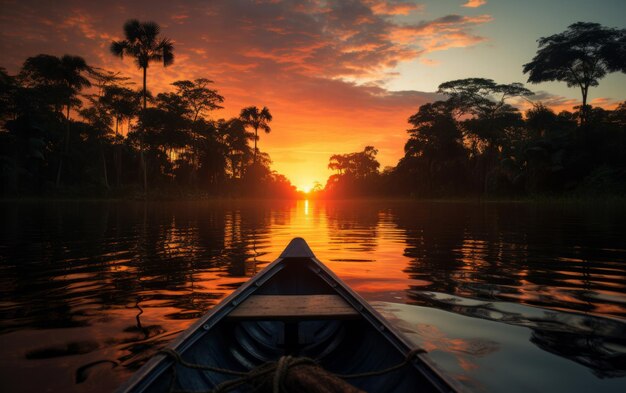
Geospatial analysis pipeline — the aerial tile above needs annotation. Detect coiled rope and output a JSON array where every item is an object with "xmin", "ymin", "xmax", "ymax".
[{"xmin": 158, "ymin": 347, "xmax": 426, "ymax": 393}]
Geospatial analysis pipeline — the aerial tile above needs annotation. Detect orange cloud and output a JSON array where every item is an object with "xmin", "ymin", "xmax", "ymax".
[
  {"xmin": 368, "ymin": 1, "xmax": 424, "ymax": 15},
  {"xmin": 462, "ymin": 0, "xmax": 487, "ymax": 8},
  {"xmin": 391, "ymin": 14, "xmax": 492, "ymax": 54},
  {"xmin": 513, "ymin": 92, "xmax": 622, "ymax": 114},
  {"xmin": 0, "ymin": 0, "xmax": 489, "ymax": 189}
]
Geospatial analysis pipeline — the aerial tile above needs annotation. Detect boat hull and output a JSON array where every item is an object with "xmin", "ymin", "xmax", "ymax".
[{"xmin": 117, "ymin": 238, "xmax": 459, "ymax": 393}]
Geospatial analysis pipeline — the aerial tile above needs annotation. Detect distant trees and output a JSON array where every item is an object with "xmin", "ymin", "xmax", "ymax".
[
  {"xmin": 328, "ymin": 146, "xmax": 380, "ymax": 178},
  {"xmin": 313, "ymin": 65, "xmax": 625, "ymax": 199},
  {"xmin": 398, "ymin": 100, "xmax": 467, "ymax": 196},
  {"xmin": 239, "ymin": 106, "xmax": 272, "ymax": 165},
  {"xmin": 20, "ymin": 54, "xmax": 93, "ymax": 187},
  {"xmin": 0, "ymin": 67, "xmax": 14, "ymax": 124},
  {"xmin": 326, "ymin": 146, "xmax": 380, "ymax": 196},
  {"xmin": 111, "ymin": 20, "xmax": 175, "ymax": 192},
  {"xmin": 220, "ymin": 118, "xmax": 253, "ymax": 179},
  {"xmin": 173, "ymin": 79, "xmax": 224, "ymax": 122},
  {"xmin": 2, "ymin": 18, "xmax": 624, "ymax": 200},
  {"xmin": 110, "ymin": 20, "xmax": 174, "ymax": 111},
  {"xmin": 1, "ymin": 54, "xmax": 293, "ymax": 198},
  {"xmin": 0, "ymin": 15, "xmax": 295, "ymax": 199},
  {"xmin": 78, "ymin": 100, "xmax": 114, "ymax": 189},
  {"xmin": 437, "ymin": 78, "xmax": 532, "ymax": 147},
  {"xmin": 171, "ymin": 79, "xmax": 225, "ymax": 183},
  {"xmin": 435, "ymin": 78, "xmax": 533, "ymax": 193},
  {"xmin": 100, "ymin": 86, "xmax": 141, "ymax": 136},
  {"xmin": 523, "ymin": 22, "xmax": 626, "ymax": 124}
]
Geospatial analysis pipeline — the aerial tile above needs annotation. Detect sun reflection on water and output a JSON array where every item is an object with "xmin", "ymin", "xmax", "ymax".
[{"xmin": 1, "ymin": 200, "xmax": 626, "ymax": 393}]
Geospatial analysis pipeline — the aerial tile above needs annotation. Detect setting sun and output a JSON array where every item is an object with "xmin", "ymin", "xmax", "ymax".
[
  {"xmin": 1, "ymin": 1, "xmax": 625, "ymax": 393},
  {"xmin": 297, "ymin": 184, "xmax": 312, "ymax": 194}
]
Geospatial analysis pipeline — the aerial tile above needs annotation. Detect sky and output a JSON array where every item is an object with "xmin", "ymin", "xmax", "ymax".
[{"xmin": 1, "ymin": 0, "xmax": 625, "ymax": 191}]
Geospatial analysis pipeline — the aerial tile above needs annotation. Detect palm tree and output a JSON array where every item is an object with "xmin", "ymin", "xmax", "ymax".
[
  {"xmin": 110, "ymin": 20, "xmax": 174, "ymax": 110},
  {"xmin": 21, "ymin": 54, "xmax": 92, "ymax": 187},
  {"xmin": 239, "ymin": 106, "xmax": 272, "ymax": 165},
  {"xmin": 110, "ymin": 19, "xmax": 174, "ymax": 192}
]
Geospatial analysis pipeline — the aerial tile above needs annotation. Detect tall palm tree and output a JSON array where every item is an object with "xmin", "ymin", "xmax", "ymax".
[
  {"xmin": 239, "ymin": 106, "xmax": 272, "ymax": 165},
  {"xmin": 110, "ymin": 19, "xmax": 174, "ymax": 192},
  {"xmin": 21, "ymin": 54, "xmax": 92, "ymax": 187},
  {"xmin": 110, "ymin": 20, "xmax": 174, "ymax": 110}
]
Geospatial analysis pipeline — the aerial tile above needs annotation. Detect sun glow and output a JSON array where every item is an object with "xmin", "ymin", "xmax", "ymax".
[{"xmin": 295, "ymin": 180, "xmax": 316, "ymax": 194}]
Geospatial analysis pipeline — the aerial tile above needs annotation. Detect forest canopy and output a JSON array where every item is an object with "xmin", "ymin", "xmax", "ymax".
[{"xmin": 1, "ymin": 21, "xmax": 625, "ymax": 199}]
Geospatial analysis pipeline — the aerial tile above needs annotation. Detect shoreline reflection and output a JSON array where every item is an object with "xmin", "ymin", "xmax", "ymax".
[{"xmin": 0, "ymin": 200, "xmax": 625, "ymax": 392}]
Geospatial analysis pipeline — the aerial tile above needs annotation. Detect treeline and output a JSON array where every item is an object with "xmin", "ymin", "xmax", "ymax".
[
  {"xmin": 0, "ymin": 20, "xmax": 298, "ymax": 198},
  {"xmin": 322, "ymin": 82, "xmax": 626, "ymax": 198},
  {"xmin": 321, "ymin": 22, "xmax": 626, "ymax": 199}
]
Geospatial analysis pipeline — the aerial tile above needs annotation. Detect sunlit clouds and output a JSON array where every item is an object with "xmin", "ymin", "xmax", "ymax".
[
  {"xmin": 1, "ymin": 0, "xmax": 623, "ymax": 190},
  {"xmin": 462, "ymin": 0, "xmax": 487, "ymax": 8},
  {"xmin": 391, "ymin": 14, "xmax": 493, "ymax": 53},
  {"xmin": 368, "ymin": 0, "xmax": 424, "ymax": 16}
]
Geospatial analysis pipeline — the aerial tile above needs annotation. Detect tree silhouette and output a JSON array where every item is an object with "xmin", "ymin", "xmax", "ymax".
[
  {"xmin": 171, "ymin": 79, "xmax": 224, "ymax": 180},
  {"xmin": 110, "ymin": 19, "xmax": 174, "ymax": 192},
  {"xmin": 89, "ymin": 68, "xmax": 132, "ymax": 97},
  {"xmin": 99, "ymin": 86, "xmax": 141, "ymax": 186},
  {"xmin": 523, "ymin": 22, "xmax": 626, "ymax": 124},
  {"xmin": 239, "ymin": 106, "xmax": 272, "ymax": 165},
  {"xmin": 326, "ymin": 146, "xmax": 380, "ymax": 196},
  {"xmin": 402, "ymin": 101, "xmax": 468, "ymax": 195},
  {"xmin": 220, "ymin": 118, "xmax": 253, "ymax": 178},
  {"xmin": 0, "ymin": 67, "xmax": 16, "ymax": 123},
  {"xmin": 172, "ymin": 79, "xmax": 224, "ymax": 122},
  {"xmin": 21, "ymin": 54, "xmax": 92, "ymax": 187},
  {"xmin": 110, "ymin": 20, "xmax": 174, "ymax": 111},
  {"xmin": 437, "ymin": 78, "xmax": 533, "ymax": 119},
  {"xmin": 79, "ymin": 102, "xmax": 113, "ymax": 189},
  {"xmin": 100, "ymin": 86, "xmax": 141, "ymax": 136},
  {"xmin": 328, "ymin": 146, "xmax": 380, "ymax": 179},
  {"xmin": 435, "ymin": 78, "xmax": 532, "ymax": 193}
]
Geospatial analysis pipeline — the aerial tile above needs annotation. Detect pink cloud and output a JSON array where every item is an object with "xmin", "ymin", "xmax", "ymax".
[
  {"xmin": 391, "ymin": 14, "xmax": 492, "ymax": 53},
  {"xmin": 462, "ymin": 0, "xmax": 487, "ymax": 8},
  {"xmin": 0, "ymin": 0, "xmax": 490, "ymax": 187},
  {"xmin": 513, "ymin": 92, "xmax": 622, "ymax": 114},
  {"xmin": 368, "ymin": 1, "xmax": 424, "ymax": 15}
]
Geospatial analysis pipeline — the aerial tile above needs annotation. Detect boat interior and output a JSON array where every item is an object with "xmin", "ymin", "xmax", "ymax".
[{"xmin": 133, "ymin": 258, "xmax": 447, "ymax": 393}]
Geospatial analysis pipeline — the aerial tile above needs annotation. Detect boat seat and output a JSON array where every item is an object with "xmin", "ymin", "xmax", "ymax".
[{"xmin": 227, "ymin": 295, "xmax": 360, "ymax": 320}]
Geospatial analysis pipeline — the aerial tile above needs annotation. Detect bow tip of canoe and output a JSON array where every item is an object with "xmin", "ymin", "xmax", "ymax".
[{"xmin": 280, "ymin": 237, "xmax": 316, "ymax": 259}]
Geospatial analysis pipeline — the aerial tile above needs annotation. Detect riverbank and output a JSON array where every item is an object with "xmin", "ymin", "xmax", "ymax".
[{"xmin": 3, "ymin": 193, "xmax": 626, "ymax": 204}]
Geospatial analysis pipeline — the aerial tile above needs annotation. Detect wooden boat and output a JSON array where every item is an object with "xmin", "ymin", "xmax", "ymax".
[{"xmin": 117, "ymin": 238, "xmax": 460, "ymax": 392}]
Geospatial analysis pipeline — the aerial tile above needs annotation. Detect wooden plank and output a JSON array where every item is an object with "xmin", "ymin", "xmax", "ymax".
[{"xmin": 227, "ymin": 295, "xmax": 360, "ymax": 320}]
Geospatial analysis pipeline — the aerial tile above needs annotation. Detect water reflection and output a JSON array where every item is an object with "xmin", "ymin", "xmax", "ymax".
[
  {"xmin": 0, "ymin": 200, "xmax": 625, "ymax": 392},
  {"xmin": 325, "ymin": 200, "xmax": 380, "ymax": 257},
  {"xmin": 403, "ymin": 290, "xmax": 626, "ymax": 382},
  {"xmin": 396, "ymin": 202, "xmax": 626, "ymax": 318}
]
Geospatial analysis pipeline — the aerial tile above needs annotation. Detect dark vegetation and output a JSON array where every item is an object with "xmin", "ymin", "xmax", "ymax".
[
  {"xmin": 0, "ymin": 19, "xmax": 297, "ymax": 199},
  {"xmin": 0, "ymin": 21, "xmax": 624, "ymax": 199},
  {"xmin": 322, "ymin": 22, "xmax": 626, "ymax": 198}
]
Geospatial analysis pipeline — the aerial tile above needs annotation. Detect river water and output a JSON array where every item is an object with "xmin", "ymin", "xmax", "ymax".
[{"xmin": 0, "ymin": 200, "xmax": 625, "ymax": 392}]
